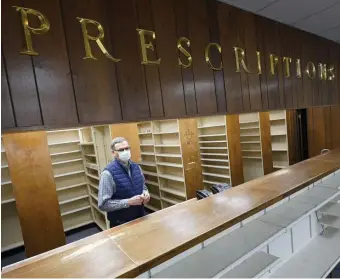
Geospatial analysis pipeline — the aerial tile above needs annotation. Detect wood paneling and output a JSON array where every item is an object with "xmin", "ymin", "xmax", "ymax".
[
  {"xmin": 3, "ymin": 131, "xmax": 65, "ymax": 257},
  {"xmin": 259, "ymin": 112, "xmax": 274, "ymax": 174},
  {"xmin": 2, "ymin": 0, "xmax": 43, "ymax": 127},
  {"xmin": 109, "ymin": 0, "xmax": 150, "ymax": 120},
  {"xmin": 1, "ymin": 55, "xmax": 16, "ymax": 129},
  {"xmin": 23, "ymin": 0, "xmax": 79, "ymax": 127},
  {"xmin": 151, "ymin": 0, "xmax": 186, "ymax": 117},
  {"xmin": 329, "ymin": 42, "xmax": 339, "ymax": 105},
  {"xmin": 3, "ymin": 149, "xmax": 340, "ymax": 278},
  {"xmin": 187, "ymin": 0, "xmax": 217, "ymax": 114},
  {"xmin": 218, "ymin": 3, "xmax": 243, "ymax": 113},
  {"xmin": 136, "ymin": 0, "xmax": 164, "ymax": 118},
  {"xmin": 307, "ymin": 105, "xmax": 340, "ymax": 158},
  {"xmin": 226, "ymin": 115, "xmax": 244, "ymax": 185},
  {"xmin": 301, "ymin": 32, "xmax": 314, "ymax": 107},
  {"xmin": 61, "ymin": 0, "xmax": 122, "ymax": 124},
  {"xmin": 178, "ymin": 118, "xmax": 203, "ymax": 199},
  {"xmin": 110, "ymin": 123, "xmax": 141, "ymax": 162},
  {"xmin": 286, "ymin": 110, "xmax": 299, "ymax": 165},
  {"xmin": 173, "ymin": 0, "xmax": 197, "ymax": 116}
]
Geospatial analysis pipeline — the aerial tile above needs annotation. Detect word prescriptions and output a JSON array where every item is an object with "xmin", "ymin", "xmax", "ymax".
[{"xmin": 14, "ymin": 6, "xmax": 336, "ymax": 81}]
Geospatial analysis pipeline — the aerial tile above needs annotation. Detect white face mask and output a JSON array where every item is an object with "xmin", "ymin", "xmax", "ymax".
[{"xmin": 118, "ymin": 149, "xmax": 131, "ymax": 162}]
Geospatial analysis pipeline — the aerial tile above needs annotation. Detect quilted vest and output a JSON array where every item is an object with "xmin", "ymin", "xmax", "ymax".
[{"xmin": 104, "ymin": 159, "xmax": 145, "ymax": 226}]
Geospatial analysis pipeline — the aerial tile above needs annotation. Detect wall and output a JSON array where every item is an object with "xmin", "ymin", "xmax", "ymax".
[
  {"xmin": 307, "ymin": 105, "xmax": 340, "ymax": 157},
  {"xmin": 2, "ymin": 0, "xmax": 340, "ymax": 132}
]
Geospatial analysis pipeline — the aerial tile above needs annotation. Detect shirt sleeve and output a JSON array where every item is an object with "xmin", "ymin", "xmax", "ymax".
[
  {"xmin": 138, "ymin": 165, "xmax": 149, "ymax": 193},
  {"xmin": 98, "ymin": 170, "xmax": 130, "ymax": 212}
]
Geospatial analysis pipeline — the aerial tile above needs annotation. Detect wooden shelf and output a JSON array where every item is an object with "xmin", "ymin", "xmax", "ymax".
[
  {"xmin": 86, "ymin": 163, "xmax": 98, "ymax": 171},
  {"xmin": 145, "ymin": 204, "xmax": 160, "ymax": 212},
  {"xmin": 199, "ymin": 140, "xmax": 227, "ymax": 144},
  {"xmin": 273, "ymin": 165, "xmax": 286, "ymax": 169},
  {"xmin": 138, "ymin": 132, "xmax": 152, "ymax": 135},
  {"xmin": 156, "ymin": 162, "xmax": 183, "ymax": 168},
  {"xmin": 156, "ymin": 153, "xmax": 182, "ymax": 158},
  {"xmin": 240, "ymin": 134, "xmax": 260, "ymax": 137},
  {"xmin": 48, "ymin": 140, "xmax": 80, "ymax": 146},
  {"xmin": 141, "ymin": 152, "xmax": 155, "ymax": 156},
  {"xmin": 79, "ymin": 142, "xmax": 94, "ymax": 146},
  {"xmin": 241, "ymin": 141, "xmax": 261, "ymax": 144},
  {"xmin": 160, "ymin": 186, "xmax": 186, "ymax": 198},
  {"xmin": 50, "ymin": 150, "xmax": 81, "ymax": 156},
  {"xmin": 158, "ymin": 174, "xmax": 184, "ymax": 182},
  {"xmin": 199, "ymin": 134, "xmax": 226, "ymax": 138},
  {"xmin": 64, "ymin": 220, "xmax": 93, "ymax": 232},
  {"xmin": 57, "ymin": 182, "xmax": 87, "ymax": 191},
  {"xmin": 89, "ymin": 183, "xmax": 99, "ymax": 190},
  {"xmin": 201, "ymin": 153, "xmax": 228, "ymax": 156},
  {"xmin": 143, "ymin": 171, "xmax": 158, "ymax": 177},
  {"xmin": 200, "ymin": 147, "xmax": 228, "ymax": 150},
  {"xmin": 1, "ymin": 164, "xmax": 9, "ymax": 168},
  {"xmin": 61, "ymin": 205, "xmax": 91, "ymax": 216},
  {"xmin": 272, "ymin": 149, "xmax": 288, "ymax": 152},
  {"xmin": 59, "ymin": 195, "xmax": 89, "ymax": 205},
  {"xmin": 154, "ymin": 144, "xmax": 180, "ymax": 147},
  {"xmin": 1, "ymin": 241, "xmax": 24, "ymax": 253},
  {"xmin": 242, "ymin": 150, "xmax": 262, "ymax": 152},
  {"xmin": 139, "ymin": 161, "xmax": 156, "ymax": 167},
  {"xmin": 54, "ymin": 170, "xmax": 85, "ymax": 178},
  {"xmin": 84, "ymin": 154, "xmax": 96, "ymax": 157},
  {"xmin": 86, "ymin": 173, "xmax": 99, "ymax": 180},
  {"xmin": 242, "ymin": 156, "xmax": 262, "ymax": 159},
  {"xmin": 1, "ymin": 181, "xmax": 12, "ymax": 185},
  {"xmin": 201, "ymin": 158, "xmax": 229, "ymax": 162},
  {"xmin": 90, "ymin": 193, "xmax": 98, "ymax": 201},
  {"xmin": 202, "ymin": 164, "xmax": 229, "ymax": 170},
  {"xmin": 92, "ymin": 203, "xmax": 105, "ymax": 216},
  {"xmin": 47, "ymin": 128, "xmax": 79, "ymax": 133},
  {"xmin": 140, "ymin": 144, "xmax": 154, "ymax": 147},
  {"xmin": 202, "ymin": 172, "xmax": 230, "ymax": 179},
  {"xmin": 240, "ymin": 126, "xmax": 259, "ymax": 130},
  {"xmin": 145, "ymin": 180, "xmax": 159, "ymax": 186},
  {"xmin": 52, "ymin": 158, "xmax": 83, "ymax": 165},
  {"xmin": 161, "ymin": 196, "xmax": 180, "ymax": 205},
  {"xmin": 1, "ymin": 198, "xmax": 15, "ymax": 204},
  {"xmin": 149, "ymin": 193, "xmax": 160, "ymax": 200},
  {"xmin": 198, "ymin": 124, "xmax": 225, "ymax": 129},
  {"xmin": 153, "ymin": 131, "xmax": 178, "ymax": 135}
]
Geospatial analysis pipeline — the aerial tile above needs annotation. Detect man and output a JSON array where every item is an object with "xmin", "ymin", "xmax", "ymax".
[{"xmin": 98, "ymin": 137, "xmax": 150, "ymax": 228}]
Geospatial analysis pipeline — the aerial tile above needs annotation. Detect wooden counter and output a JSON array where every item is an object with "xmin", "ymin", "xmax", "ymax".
[{"xmin": 2, "ymin": 149, "xmax": 340, "ymax": 278}]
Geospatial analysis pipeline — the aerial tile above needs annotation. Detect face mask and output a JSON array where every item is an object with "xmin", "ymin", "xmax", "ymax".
[{"xmin": 118, "ymin": 149, "xmax": 131, "ymax": 162}]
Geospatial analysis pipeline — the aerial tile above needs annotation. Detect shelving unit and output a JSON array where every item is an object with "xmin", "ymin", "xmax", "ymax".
[
  {"xmin": 47, "ymin": 129, "xmax": 93, "ymax": 232},
  {"xmin": 137, "ymin": 122, "xmax": 161, "ymax": 212},
  {"xmin": 1, "ymin": 137, "xmax": 24, "ymax": 252},
  {"xmin": 197, "ymin": 116, "xmax": 231, "ymax": 189},
  {"xmin": 269, "ymin": 110, "xmax": 289, "ymax": 170}
]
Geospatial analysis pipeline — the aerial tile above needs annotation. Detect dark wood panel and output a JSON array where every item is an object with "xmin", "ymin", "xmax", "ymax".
[
  {"xmin": 218, "ymin": 3, "xmax": 243, "ymax": 113},
  {"xmin": 173, "ymin": 0, "xmax": 197, "ymax": 116},
  {"xmin": 331, "ymin": 106, "xmax": 340, "ymax": 149},
  {"xmin": 135, "ymin": 0, "xmax": 164, "ymax": 118},
  {"xmin": 206, "ymin": 0, "xmax": 226, "ymax": 113},
  {"xmin": 2, "ymin": 0, "xmax": 42, "ymax": 127},
  {"xmin": 329, "ymin": 42, "xmax": 339, "ymax": 105},
  {"xmin": 1, "ymin": 55, "xmax": 16, "ymax": 129},
  {"xmin": 151, "ymin": 0, "xmax": 186, "ymax": 117},
  {"xmin": 61, "ymin": 0, "xmax": 122, "ymax": 124},
  {"xmin": 324, "ymin": 106, "xmax": 332, "ymax": 149},
  {"xmin": 290, "ymin": 28, "xmax": 303, "ymax": 109},
  {"xmin": 3, "ymin": 131, "xmax": 65, "ymax": 257},
  {"xmin": 320, "ymin": 39, "xmax": 331, "ymax": 105},
  {"xmin": 243, "ymin": 12, "xmax": 262, "ymax": 111},
  {"xmin": 301, "ymin": 32, "xmax": 314, "ymax": 107},
  {"xmin": 307, "ymin": 108, "xmax": 315, "ymax": 157},
  {"xmin": 23, "ymin": 0, "xmax": 79, "ymax": 127},
  {"xmin": 109, "ymin": 0, "xmax": 150, "ymax": 120},
  {"xmin": 312, "ymin": 37, "xmax": 322, "ymax": 106},
  {"xmin": 259, "ymin": 112, "xmax": 273, "ymax": 174},
  {"xmin": 286, "ymin": 110, "xmax": 299, "ymax": 165},
  {"xmin": 187, "ymin": 0, "xmax": 217, "ymax": 114}
]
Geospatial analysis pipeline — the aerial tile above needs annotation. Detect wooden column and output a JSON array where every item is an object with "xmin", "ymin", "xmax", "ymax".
[
  {"xmin": 3, "ymin": 131, "xmax": 65, "ymax": 257},
  {"xmin": 286, "ymin": 110, "xmax": 300, "ymax": 165},
  {"xmin": 226, "ymin": 115, "xmax": 244, "ymax": 186},
  {"xmin": 259, "ymin": 112, "xmax": 274, "ymax": 175},
  {"xmin": 178, "ymin": 118, "xmax": 203, "ymax": 199}
]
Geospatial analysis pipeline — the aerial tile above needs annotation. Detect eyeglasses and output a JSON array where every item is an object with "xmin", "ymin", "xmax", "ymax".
[{"xmin": 116, "ymin": 147, "xmax": 131, "ymax": 152}]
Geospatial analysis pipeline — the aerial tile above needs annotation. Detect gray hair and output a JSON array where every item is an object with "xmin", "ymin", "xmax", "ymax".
[{"xmin": 111, "ymin": 137, "xmax": 128, "ymax": 151}]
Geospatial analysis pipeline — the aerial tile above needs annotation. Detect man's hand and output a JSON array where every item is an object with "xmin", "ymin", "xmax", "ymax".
[
  {"xmin": 141, "ymin": 191, "xmax": 150, "ymax": 204},
  {"xmin": 128, "ymin": 195, "xmax": 143, "ymax": 206}
]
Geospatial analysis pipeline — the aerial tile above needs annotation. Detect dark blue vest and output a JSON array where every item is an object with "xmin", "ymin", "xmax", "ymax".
[{"xmin": 104, "ymin": 160, "xmax": 145, "ymax": 226}]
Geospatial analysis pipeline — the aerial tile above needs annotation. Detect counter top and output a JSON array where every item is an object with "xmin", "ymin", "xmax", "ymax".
[{"xmin": 3, "ymin": 149, "xmax": 340, "ymax": 278}]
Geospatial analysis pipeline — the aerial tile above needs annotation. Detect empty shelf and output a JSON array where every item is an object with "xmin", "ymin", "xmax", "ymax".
[
  {"xmin": 156, "ymin": 162, "xmax": 183, "ymax": 168},
  {"xmin": 1, "ymin": 181, "xmax": 11, "ymax": 185},
  {"xmin": 153, "ymin": 131, "xmax": 178, "ymax": 135},
  {"xmin": 199, "ymin": 134, "xmax": 226, "ymax": 138},
  {"xmin": 242, "ymin": 156, "xmax": 262, "ymax": 159},
  {"xmin": 61, "ymin": 205, "xmax": 91, "ymax": 216},
  {"xmin": 158, "ymin": 174, "xmax": 184, "ymax": 182},
  {"xmin": 89, "ymin": 183, "xmax": 99, "ymax": 190},
  {"xmin": 138, "ymin": 132, "xmax": 152, "ymax": 135},
  {"xmin": 145, "ymin": 180, "xmax": 159, "ymax": 187},
  {"xmin": 59, "ymin": 195, "xmax": 89, "ymax": 205},
  {"xmin": 241, "ymin": 150, "xmax": 261, "ymax": 152},
  {"xmin": 140, "ymin": 144, "xmax": 154, "ymax": 147},
  {"xmin": 1, "ymin": 198, "xmax": 15, "ymax": 204},
  {"xmin": 149, "ymin": 193, "xmax": 160, "ymax": 200},
  {"xmin": 161, "ymin": 196, "xmax": 181, "ymax": 205},
  {"xmin": 160, "ymin": 187, "xmax": 186, "ymax": 198},
  {"xmin": 291, "ymin": 186, "xmax": 339, "ymax": 206},
  {"xmin": 86, "ymin": 173, "xmax": 99, "ymax": 180},
  {"xmin": 93, "ymin": 203, "xmax": 105, "ymax": 216},
  {"xmin": 271, "ymin": 227, "xmax": 340, "ymax": 278},
  {"xmin": 201, "ymin": 153, "xmax": 228, "ymax": 157},
  {"xmin": 271, "ymin": 133, "xmax": 286, "ymax": 136},
  {"xmin": 79, "ymin": 142, "xmax": 94, "ymax": 146},
  {"xmin": 57, "ymin": 182, "xmax": 87, "ymax": 191},
  {"xmin": 84, "ymin": 154, "xmax": 96, "ymax": 158},
  {"xmin": 48, "ymin": 140, "xmax": 80, "ymax": 146},
  {"xmin": 199, "ymin": 140, "xmax": 227, "ymax": 144},
  {"xmin": 240, "ymin": 134, "xmax": 260, "ymax": 137},
  {"xmin": 1, "ymin": 165, "xmax": 9, "ymax": 168},
  {"xmin": 153, "ymin": 220, "xmax": 282, "ymax": 278},
  {"xmin": 143, "ymin": 171, "xmax": 158, "ymax": 177},
  {"xmin": 47, "ymin": 128, "xmax": 79, "ymax": 133},
  {"xmin": 86, "ymin": 163, "xmax": 98, "ymax": 171},
  {"xmin": 270, "ymin": 118, "xmax": 285, "ymax": 121},
  {"xmin": 273, "ymin": 165, "xmax": 287, "ymax": 169},
  {"xmin": 202, "ymin": 164, "xmax": 229, "ymax": 170},
  {"xmin": 198, "ymin": 124, "xmax": 225, "ymax": 129},
  {"xmin": 52, "ymin": 158, "xmax": 83, "ymax": 165},
  {"xmin": 64, "ymin": 220, "xmax": 93, "ymax": 232},
  {"xmin": 203, "ymin": 179, "xmax": 229, "ymax": 185},
  {"xmin": 218, "ymin": 252, "xmax": 279, "ymax": 278},
  {"xmin": 240, "ymin": 126, "xmax": 259, "ymax": 130},
  {"xmin": 319, "ymin": 215, "xmax": 340, "ymax": 229},
  {"xmin": 201, "ymin": 158, "xmax": 229, "ymax": 162},
  {"xmin": 240, "ymin": 120, "xmax": 259, "ymax": 124},
  {"xmin": 141, "ymin": 152, "xmax": 155, "ymax": 156},
  {"xmin": 90, "ymin": 193, "xmax": 98, "ymax": 201},
  {"xmin": 200, "ymin": 147, "xmax": 228, "ymax": 150},
  {"xmin": 203, "ymin": 172, "xmax": 230, "ymax": 179},
  {"xmin": 1, "ymin": 241, "xmax": 24, "ymax": 253},
  {"xmin": 54, "ymin": 170, "xmax": 85, "ymax": 178},
  {"xmin": 241, "ymin": 141, "xmax": 261, "ymax": 144},
  {"xmin": 318, "ymin": 202, "xmax": 340, "ymax": 217},
  {"xmin": 272, "ymin": 149, "xmax": 288, "ymax": 152},
  {"xmin": 156, "ymin": 153, "xmax": 182, "ymax": 158},
  {"xmin": 145, "ymin": 204, "xmax": 160, "ymax": 212},
  {"xmin": 50, "ymin": 150, "xmax": 81, "ymax": 156},
  {"xmin": 154, "ymin": 144, "xmax": 180, "ymax": 147},
  {"xmin": 139, "ymin": 161, "xmax": 157, "ymax": 167}
]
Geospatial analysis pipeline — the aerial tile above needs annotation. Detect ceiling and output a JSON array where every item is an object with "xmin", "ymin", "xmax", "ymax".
[{"xmin": 218, "ymin": 0, "xmax": 340, "ymax": 43}]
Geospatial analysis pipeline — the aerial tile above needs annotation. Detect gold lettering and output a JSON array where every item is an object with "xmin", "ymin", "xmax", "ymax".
[
  {"xmin": 269, "ymin": 54, "xmax": 279, "ymax": 75},
  {"xmin": 256, "ymin": 51, "xmax": 262, "ymax": 75},
  {"xmin": 296, "ymin": 59, "xmax": 302, "ymax": 78},
  {"xmin": 233, "ymin": 47, "xmax": 251, "ymax": 73},
  {"xmin": 283, "ymin": 57, "xmax": 292, "ymax": 77},
  {"xmin": 136, "ymin": 28, "xmax": 161, "ymax": 65},
  {"xmin": 177, "ymin": 37, "xmax": 192, "ymax": 68},
  {"xmin": 205, "ymin": 43, "xmax": 222, "ymax": 70},
  {"xmin": 13, "ymin": 6, "xmax": 50, "ymax": 56},
  {"xmin": 328, "ymin": 65, "xmax": 335, "ymax": 81},
  {"xmin": 306, "ymin": 61, "xmax": 316, "ymax": 79},
  {"xmin": 318, "ymin": 63, "xmax": 327, "ymax": 80},
  {"xmin": 77, "ymin": 18, "xmax": 120, "ymax": 62}
]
